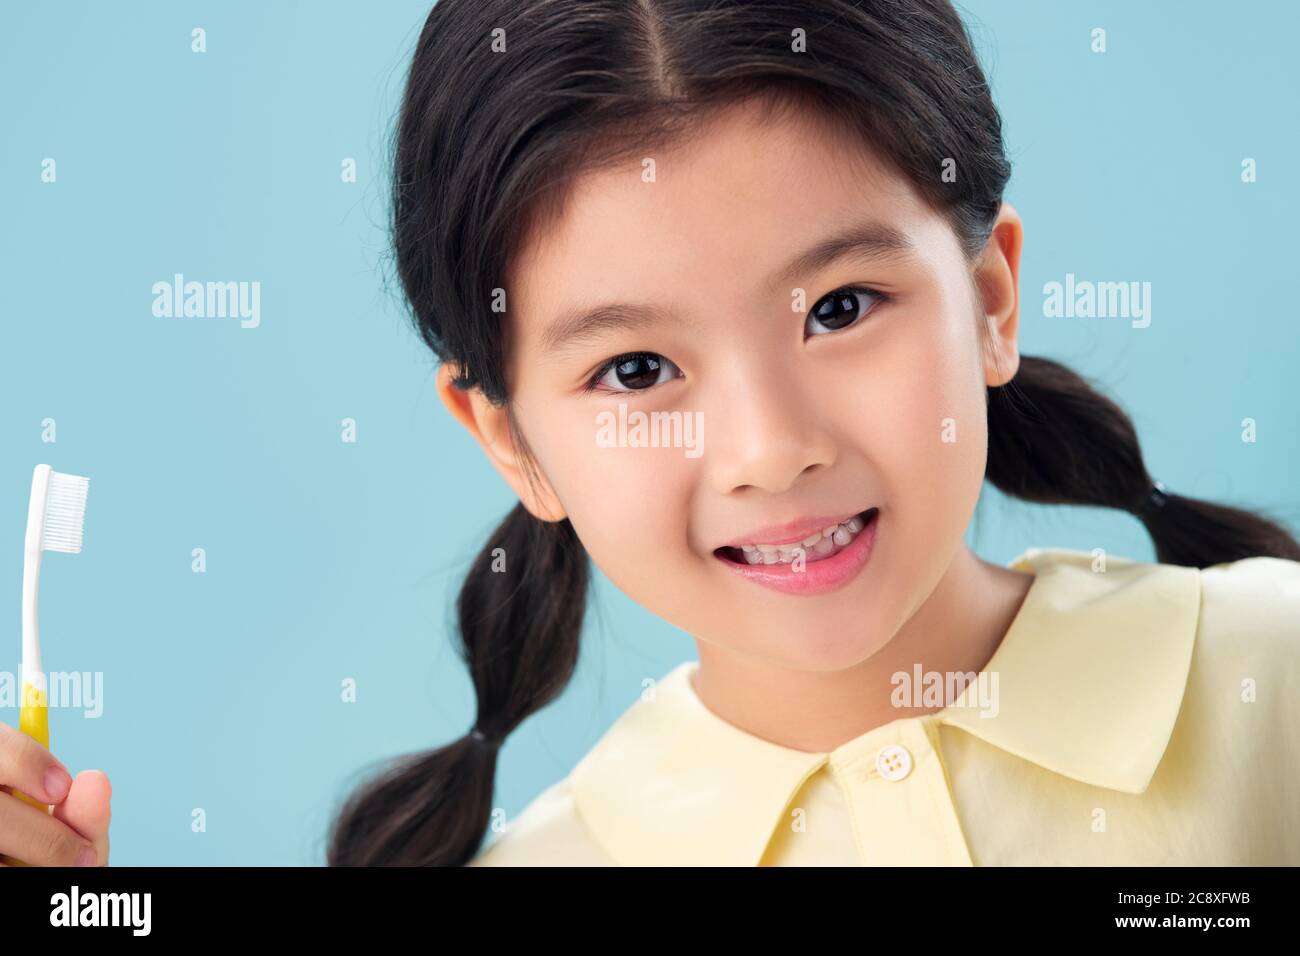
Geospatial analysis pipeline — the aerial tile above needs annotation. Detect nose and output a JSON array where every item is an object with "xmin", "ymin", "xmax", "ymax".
[{"xmin": 707, "ymin": 376, "xmax": 838, "ymax": 496}]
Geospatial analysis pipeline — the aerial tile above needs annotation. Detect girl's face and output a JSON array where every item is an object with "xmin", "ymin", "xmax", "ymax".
[{"xmin": 447, "ymin": 97, "xmax": 1022, "ymax": 673}]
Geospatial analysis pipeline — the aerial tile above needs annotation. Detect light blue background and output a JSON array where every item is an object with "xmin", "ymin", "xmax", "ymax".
[{"xmin": 1, "ymin": 1, "xmax": 1296, "ymax": 864}]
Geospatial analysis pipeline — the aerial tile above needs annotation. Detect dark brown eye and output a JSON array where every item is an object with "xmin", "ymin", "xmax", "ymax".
[
  {"xmin": 614, "ymin": 353, "xmax": 661, "ymax": 388},
  {"xmin": 587, "ymin": 351, "xmax": 680, "ymax": 393},
  {"xmin": 806, "ymin": 287, "xmax": 885, "ymax": 336}
]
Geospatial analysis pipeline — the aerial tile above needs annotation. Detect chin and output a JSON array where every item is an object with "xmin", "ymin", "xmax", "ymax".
[{"xmin": 723, "ymin": 618, "xmax": 897, "ymax": 674}]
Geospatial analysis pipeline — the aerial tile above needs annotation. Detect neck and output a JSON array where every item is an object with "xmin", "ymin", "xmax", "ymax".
[{"xmin": 691, "ymin": 546, "xmax": 1035, "ymax": 753}]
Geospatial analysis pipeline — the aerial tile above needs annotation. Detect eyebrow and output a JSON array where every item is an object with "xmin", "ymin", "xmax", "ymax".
[{"xmin": 539, "ymin": 219, "xmax": 916, "ymax": 356}]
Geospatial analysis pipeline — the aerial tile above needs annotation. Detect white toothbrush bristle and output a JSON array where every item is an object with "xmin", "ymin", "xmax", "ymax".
[{"xmin": 42, "ymin": 470, "xmax": 90, "ymax": 553}]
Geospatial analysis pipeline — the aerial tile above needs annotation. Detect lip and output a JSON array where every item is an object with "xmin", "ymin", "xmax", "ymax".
[
  {"xmin": 720, "ymin": 508, "xmax": 868, "ymax": 549},
  {"xmin": 714, "ymin": 508, "xmax": 879, "ymax": 596}
]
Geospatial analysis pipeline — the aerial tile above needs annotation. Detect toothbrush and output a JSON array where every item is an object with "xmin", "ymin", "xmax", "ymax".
[{"xmin": 10, "ymin": 464, "xmax": 89, "ymax": 816}]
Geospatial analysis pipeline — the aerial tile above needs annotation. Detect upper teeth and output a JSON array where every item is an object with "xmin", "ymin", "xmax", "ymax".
[{"xmin": 737, "ymin": 513, "xmax": 867, "ymax": 565}]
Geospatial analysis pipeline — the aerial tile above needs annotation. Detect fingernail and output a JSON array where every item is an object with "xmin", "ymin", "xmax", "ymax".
[
  {"xmin": 76, "ymin": 845, "xmax": 97, "ymax": 867},
  {"xmin": 44, "ymin": 767, "xmax": 71, "ymax": 801}
]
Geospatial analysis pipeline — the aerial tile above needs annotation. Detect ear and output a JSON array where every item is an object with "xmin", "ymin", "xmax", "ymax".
[
  {"xmin": 435, "ymin": 362, "xmax": 568, "ymax": 522},
  {"xmin": 972, "ymin": 202, "xmax": 1023, "ymax": 388}
]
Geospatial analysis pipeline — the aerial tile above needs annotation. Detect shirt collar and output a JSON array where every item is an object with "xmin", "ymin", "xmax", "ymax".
[{"xmin": 570, "ymin": 547, "xmax": 1202, "ymax": 866}]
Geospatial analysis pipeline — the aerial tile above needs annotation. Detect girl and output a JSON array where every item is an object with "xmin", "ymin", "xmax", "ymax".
[{"xmin": 327, "ymin": 0, "xmax": 1300, "ymax": 866}]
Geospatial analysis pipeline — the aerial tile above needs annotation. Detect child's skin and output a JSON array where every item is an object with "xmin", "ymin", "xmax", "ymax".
[
  {"xmin": 0, "ymin": 725, "xmax": 110, "ymax": 866},
  {"xmin": 442, "ymin": 97, "xmax": 1037, "ymax": 754}
]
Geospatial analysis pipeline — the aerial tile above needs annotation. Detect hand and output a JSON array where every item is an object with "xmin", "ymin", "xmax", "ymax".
[{"xmin": 0, "ymin": 722, "xmax": 111, "ymax": 866}]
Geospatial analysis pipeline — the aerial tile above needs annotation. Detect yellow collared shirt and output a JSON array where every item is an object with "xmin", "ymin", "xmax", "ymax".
[{"xmin": 469, "ymin": 547, "xmax": 1300, "ymax": 866}]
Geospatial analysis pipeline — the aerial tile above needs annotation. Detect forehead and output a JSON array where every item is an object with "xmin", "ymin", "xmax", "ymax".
[{"xmin": 507, "ymin": 98, "xmax": 940, "ymax": 345}]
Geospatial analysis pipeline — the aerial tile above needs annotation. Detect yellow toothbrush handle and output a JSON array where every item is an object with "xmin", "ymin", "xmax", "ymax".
[
  {"xmin": 1, "ymin": 682, "xmax": 51, "ymax": 867},
  {"xmin": 16, "ymin": 680, "xmax": 50, "ymax": 806}
]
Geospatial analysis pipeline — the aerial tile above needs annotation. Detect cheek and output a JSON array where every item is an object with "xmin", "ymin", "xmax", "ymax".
[
  {"xmin": 857, "ymin": 301, "xmax": 988, "ymax": 535},
  {"xmin": 527, "ymin": 412, "xmax": 695, "ymax": 593}
]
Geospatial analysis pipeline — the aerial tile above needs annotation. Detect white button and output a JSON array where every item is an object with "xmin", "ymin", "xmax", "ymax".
[{"xmin": 875, "ymin": 744, "xmax": 913, "ymax": 781}]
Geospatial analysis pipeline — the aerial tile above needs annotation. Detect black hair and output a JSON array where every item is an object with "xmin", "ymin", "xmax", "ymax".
[{"xmin": 327, "ymin": 0, "xmax": 1300, "ymax": 867}]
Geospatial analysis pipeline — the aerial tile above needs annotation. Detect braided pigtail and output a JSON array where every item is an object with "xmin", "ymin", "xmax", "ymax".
[
  {"xmin": 986, "ymin": 355, "xmax": 1300, "ymax": 567},
  {"xmin": 328, "ymin": 502, "xmax": 589, "ymax": 865}
]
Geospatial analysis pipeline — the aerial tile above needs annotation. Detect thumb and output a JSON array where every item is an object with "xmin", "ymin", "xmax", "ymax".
[{"xmin": 51, "ymin": 770, "xmax": 112, "ymax": 865}]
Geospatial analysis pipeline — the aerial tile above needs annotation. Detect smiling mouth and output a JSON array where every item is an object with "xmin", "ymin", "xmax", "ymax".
[{"xmin": 714, "ymin": 508, "xmax": 878, "ymax": 567}]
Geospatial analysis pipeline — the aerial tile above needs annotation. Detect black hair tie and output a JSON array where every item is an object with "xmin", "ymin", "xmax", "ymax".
[
  {"xmin": 468, "ymin": 727, "xmax": 503, "ymax": 751},
  {"xmin": 1135, "ymin": 480, "xmax": 1169, "ymax": 518}
]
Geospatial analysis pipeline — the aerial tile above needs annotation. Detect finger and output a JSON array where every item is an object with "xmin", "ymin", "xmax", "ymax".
[
  {"xmin": 0, "ymin": 723, "xmax": 73, "ymax": 804},
  {"xmin": 52, "ymin": 770, "xmax": 111, "ymax": 865},
  {"xmin": 0, "ymin": 791, "xmax": 97, "ymax": 866}
]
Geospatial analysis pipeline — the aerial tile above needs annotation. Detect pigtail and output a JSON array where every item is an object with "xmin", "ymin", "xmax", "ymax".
[
  {"xmin": 986, "ymin": 355, "xmax": 1300, "ymax": 567},
  {"xmin": 327, "ymin": 503, "xmax": 589, "ymax": 866}
]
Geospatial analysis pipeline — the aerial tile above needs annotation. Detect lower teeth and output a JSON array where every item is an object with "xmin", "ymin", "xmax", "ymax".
[{"xmin": 726, "ymin": 510, "xmax": 873, "ymax": 566}]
